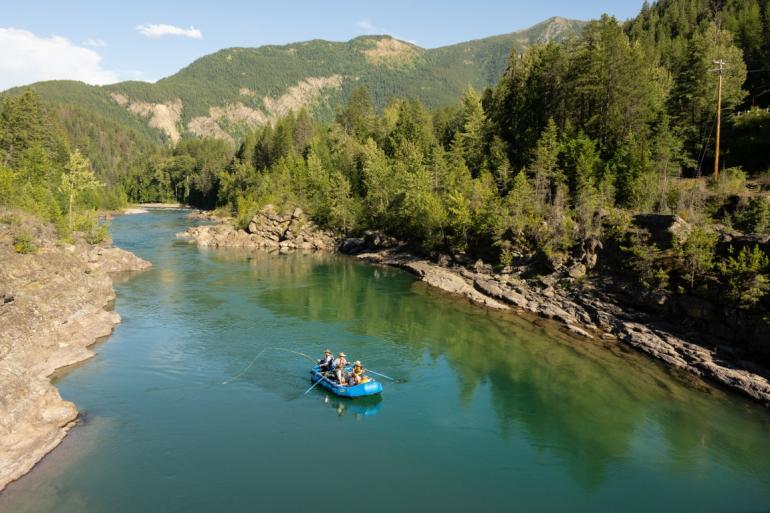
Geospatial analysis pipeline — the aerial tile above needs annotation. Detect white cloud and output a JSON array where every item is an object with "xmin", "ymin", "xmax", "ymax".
[
  {"xmin": 136, "ymin": 23, "xmax": 202, "ymax": 39},
  {"xmin": 83, "ymin": 37, "xmax": 107, "ymax": 47},
  {"xmin": 0, "ymin": 28, "xmax": 118, "ymax": 91}
]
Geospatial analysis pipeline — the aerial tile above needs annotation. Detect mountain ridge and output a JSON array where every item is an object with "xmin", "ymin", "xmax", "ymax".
[{"xmin": 3, "ymin": 17, "xmax": 585, "ymax": 145}]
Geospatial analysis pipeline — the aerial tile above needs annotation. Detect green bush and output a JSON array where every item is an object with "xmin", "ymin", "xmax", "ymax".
[
  {"xmin": 711, "ymin": 167, "xmax": 747, "ymax": 196},
  {"xmin": 732, "ymin": 196, "xmax": 770, "ymax": 234},
  {"xmin": 719, "ymin": 245, "xmax": 770, "ymax": 309},
  {"xmin": 84, "ymin": 222, "xmax": 110, "ymax": 244},
  {"xmin": 13, "ymin": 233, "xmax": 37, "ymax": 254},
  {"xmin": 73, "ymin": 210, "xmax": 110, "ymax": 244},
  {"xmin": 621, "ymin": 231, "xmax": 670, "ymax": 292}
]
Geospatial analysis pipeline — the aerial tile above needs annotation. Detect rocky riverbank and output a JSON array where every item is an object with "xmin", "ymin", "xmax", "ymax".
[
  {"xmin": 346, "ymin": 243, "xmax": 770, "ymax": 406},
  {"xmin": 179, "ymin": 210, "xmax": 770, "ymax": 406},
  {"xmin": 0, "ymin": 214, "xmax": 151, "ymax": 491},
  {"xmin": 178, "ymin": 205, "xmax": 337, "ymax": 252}
]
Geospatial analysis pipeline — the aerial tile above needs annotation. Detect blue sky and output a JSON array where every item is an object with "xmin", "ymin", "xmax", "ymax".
[{"xmin": 0, "ymin": 0, "xmax": 646, "ymax": 91}]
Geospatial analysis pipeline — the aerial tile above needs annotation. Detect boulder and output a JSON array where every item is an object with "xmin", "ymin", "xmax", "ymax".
[
  {"xmin": 474, "ymin": 277, "xmax": 528, "ymax": 308},
  {"xmin": 568, "ymin": 263, "xmax": 587, "ymax": 280},
  {"xmin": 633, "ymin": 214, "xmax": 690, "ymax": 249},
  {"xmin": 340, "ymin": 237, "xmax": 366, "ymax": 254},
  {"xmin": 363, "ymin": 230, "xmax": 399, "ymax": 250}
]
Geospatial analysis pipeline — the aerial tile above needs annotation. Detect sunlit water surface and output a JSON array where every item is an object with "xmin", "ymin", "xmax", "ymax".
[{"xmin": 2, "ymin": 210, "xmax": 769, "ymax": 513}]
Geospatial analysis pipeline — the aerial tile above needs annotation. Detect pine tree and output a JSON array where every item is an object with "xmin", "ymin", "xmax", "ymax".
[
  {"xmin": 529, "ymin": 119, "xmax": 563, "ymax": 206},
  {"xmin": 668, "ymin": 22, "xmax": 748, "ymax": 169},
  {"xmin": 337, "ymin": 86, "xmax": 376, "ymax": 141},
  {"xmin": 456, "ymin": 88, "xmax": 487, "ymax": 176}
]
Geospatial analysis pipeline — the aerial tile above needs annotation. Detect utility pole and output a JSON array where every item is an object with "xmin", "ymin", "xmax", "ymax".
[{"xmin": 711, "ymin": 59, "xmax": 726, "ymax": 180}]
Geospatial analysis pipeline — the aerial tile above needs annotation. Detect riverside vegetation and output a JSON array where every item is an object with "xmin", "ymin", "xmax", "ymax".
[{"xmin": 2, "ymin": 2, "xmax": 770, "ymax": 381}]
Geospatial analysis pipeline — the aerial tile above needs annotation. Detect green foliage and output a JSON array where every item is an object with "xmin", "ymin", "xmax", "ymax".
[
  {"xmin": 711, "ymin": 167, "xmax": 747, "ymax": 196},
  {"xmin": 719, "ymin": 245, "xmax": 770, "ymax": 309},
  {"xmin": 77, "ymin": 211, "xmax": 111, "ymax": 244},
  {"xmin": 13, "ymin": 233, "xmax": 37, "ymax": 254},
  {"xmin": 732, "ymin": 196, "xmax": 770, "ymax": 233},
  {"xmin": 61, "ymin": 150, "xmax": 102, "ymax": 231},
  {"xmin": 622, "ymin": 232, "xmax": 670, "ymax": 292},
  {"xmin": 676, "ymin": 225, "xmax": 718, "ymax": 287}
]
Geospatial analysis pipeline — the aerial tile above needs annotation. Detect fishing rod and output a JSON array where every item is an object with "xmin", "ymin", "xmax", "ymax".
[
  {"xmin": 364, "ymin": 369, "xmax": 397, "ymax": 382},
  {"xmin": 222, "ymin": 346, "xmax": 315, "ymax": 385},
  {"xmin": 221, "ymin": 348, "xmax": 267, "ymax": 385}
]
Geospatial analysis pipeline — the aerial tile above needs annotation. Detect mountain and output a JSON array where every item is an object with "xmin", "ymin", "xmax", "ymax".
[{"xmin": 3, "ymin": 17, "xmax": 584, "ymax": 146}]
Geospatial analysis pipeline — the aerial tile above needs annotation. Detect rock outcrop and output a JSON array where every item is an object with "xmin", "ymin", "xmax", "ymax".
[
  {"xmin": 0, "ymin": 220, "xmax": 150, "ymax": 491},
  {"xmin": 179, "ymin": 205, "xmax": 338, "ymax": 252}
]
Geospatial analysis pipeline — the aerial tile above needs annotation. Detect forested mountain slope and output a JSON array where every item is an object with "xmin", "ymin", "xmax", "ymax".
[{"xmin": 3, "ymin": 17, "xmax": 584, "ymax": 144}]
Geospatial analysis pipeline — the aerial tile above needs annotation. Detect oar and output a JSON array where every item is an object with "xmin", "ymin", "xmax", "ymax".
[{"xmin": 304, "ymin": 371, "xmax": 332, "ymax": 395}]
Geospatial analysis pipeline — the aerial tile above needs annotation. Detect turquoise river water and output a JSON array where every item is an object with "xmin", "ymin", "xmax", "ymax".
[{"xmin": 1, "ymin": 210, "xmax": 769, "ymax": 513}]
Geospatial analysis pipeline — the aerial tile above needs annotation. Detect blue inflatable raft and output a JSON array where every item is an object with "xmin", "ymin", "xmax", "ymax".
[{"xmin": 310, "ymin": 365, "xmax": 383, "ymax": 398}]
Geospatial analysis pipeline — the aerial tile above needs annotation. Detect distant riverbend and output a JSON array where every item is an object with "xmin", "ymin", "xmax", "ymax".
[{"xmin": 3, "ymin": 209, "xmax": 770, "ymax": 513}]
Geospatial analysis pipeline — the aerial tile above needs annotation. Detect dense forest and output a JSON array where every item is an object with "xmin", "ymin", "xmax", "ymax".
[
  {"xmin": 1, "ymin": 0, "xmax": 769, "ymax": 327},
  {"xmin": 0, "ymin": 90, "xmax": 132, "ymax": 243}
]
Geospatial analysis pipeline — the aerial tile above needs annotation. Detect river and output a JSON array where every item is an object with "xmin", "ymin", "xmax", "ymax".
[{"xmin": 2, "ymin": 209, "xmax": 769, "ymax": 513}]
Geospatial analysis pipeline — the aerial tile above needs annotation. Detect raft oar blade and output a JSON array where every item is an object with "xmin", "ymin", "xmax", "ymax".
[
  {"xmin": 304, "ymin": 379, "xmax": 323, "ymax": 395},
  {"xmin": 304, "ymin": 371, "xmax": 331, "ymax": 395}
]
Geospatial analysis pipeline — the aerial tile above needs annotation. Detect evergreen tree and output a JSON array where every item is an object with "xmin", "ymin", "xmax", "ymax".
[
  {"xmin": 668, "ymin": 23, "xmax": 748, "ymax": 172},
  {"xmin": 337, "ymin": 86, "xmax": 376, "ymax": 141}
]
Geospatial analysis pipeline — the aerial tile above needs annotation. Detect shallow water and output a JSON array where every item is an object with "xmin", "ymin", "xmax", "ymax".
[{"xmin": 2, "ymin": 210, "xmax": 769, "ymax": 513}]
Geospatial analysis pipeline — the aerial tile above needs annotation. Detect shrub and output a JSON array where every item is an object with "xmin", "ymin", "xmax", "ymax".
[
  {"xmin": 13, "ymin": 233, "xmax": 37, "ymax": 254},
  {"xmin": 235, "ymin": 194, "xmax": 261, "ymax": 230},
  {"xmin": 675, "ymin": 225, "xmax": 717, "ymax": 288},
  {"xmin": 711, "ymin": 167, "xmax": 746, "ymax": 196},
  {"xmin": 732, "ymin": 196, "xmax": 770, "ymax": 234},
  {"xmin": 622, "ymin": 231, "xmax": 670, "ymax": 292},
  {"xmin": 73, "ymin": 210, "xmax": 110, "ymax": 244},
  {"xmin": 719, "ymin": 245, "xmax": 770, "ymax": 309},
  {"xmin": 84, "ymin": 222, "xmax": 110, "ymax": 244}
]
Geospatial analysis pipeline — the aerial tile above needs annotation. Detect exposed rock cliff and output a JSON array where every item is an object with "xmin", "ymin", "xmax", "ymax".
[{"xmin": 0, "ymin": 217, "xmax": 150, "ymax": 491}]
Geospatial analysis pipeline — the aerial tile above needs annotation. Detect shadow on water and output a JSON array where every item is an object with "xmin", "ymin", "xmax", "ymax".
[{"xmin": 206, "ymin": 247, "xmax": 770, "ymax": 492}]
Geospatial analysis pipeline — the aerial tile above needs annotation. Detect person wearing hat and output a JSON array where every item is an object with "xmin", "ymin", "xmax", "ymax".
[
  {"xmin": 331, "ymin": 352, "xmax": 348, "ymax": 385},
  {"xmin": 347, "ymin": 360, "xmax": 366, "ymax": 386},
  {"xmin": 318, "ymin": 349, "xmax": 334, "ymax": 372}
]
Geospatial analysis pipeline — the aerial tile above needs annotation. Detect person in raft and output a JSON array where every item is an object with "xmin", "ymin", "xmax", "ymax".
[
  {"xmin": 347, "ymin": 361, "xmax": 367, "ymax": 386},
  {"xmin": 332, "ymin": 352, "xmax": 348, "ymax": 384},
  {"xmin": 318, "ymin": 349, "xmax": 334, "ymax": 372}
]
